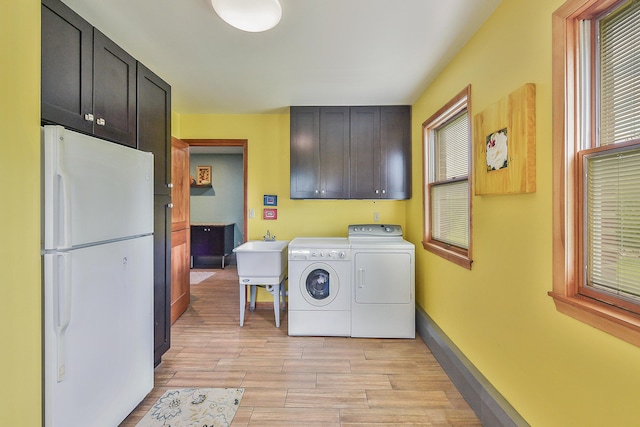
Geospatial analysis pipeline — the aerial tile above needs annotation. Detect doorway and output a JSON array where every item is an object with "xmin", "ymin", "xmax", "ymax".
[{"xmin": 184, "ymin": 139, "xmax": 248, "ymax": 266}]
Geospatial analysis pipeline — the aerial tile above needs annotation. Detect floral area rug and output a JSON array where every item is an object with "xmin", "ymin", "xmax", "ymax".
[
  {"xmin": 136, "ymin": 388, "xmax": 243, "ymax": 427},
  {"xmin": 190, "ymin": 271, "xmax": 216, "ymax": 284}
]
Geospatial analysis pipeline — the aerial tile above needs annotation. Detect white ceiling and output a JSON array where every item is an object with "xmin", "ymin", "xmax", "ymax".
[{"xmin": 60, "ymin": 0, "xmax": 501, "ymax": 115}]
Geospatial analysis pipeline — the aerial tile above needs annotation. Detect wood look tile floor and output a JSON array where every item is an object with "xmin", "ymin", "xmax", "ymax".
[{"xmin": 120, "ymin": 265, "xmax": 481, "ymax": 426}]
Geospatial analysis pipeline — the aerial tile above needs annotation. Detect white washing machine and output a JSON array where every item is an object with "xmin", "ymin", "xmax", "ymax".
[
  {"xmin": 287, "ymin": 237, "xmax": 351, "ymax": 336},
  {"xmin": 348, "ymin": 224, "xmax": 415, "ymax": 338}
]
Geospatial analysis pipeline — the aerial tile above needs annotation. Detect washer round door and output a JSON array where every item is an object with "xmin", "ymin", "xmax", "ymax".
[{"xmin": 300, "ymin": 263, "xmax": 341, "ymax": 307}]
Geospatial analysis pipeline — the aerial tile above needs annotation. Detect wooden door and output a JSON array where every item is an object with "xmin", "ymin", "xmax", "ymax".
[
  {"xmin": 172, "ymin": 137, "xmax": 190, "ymax": 230},
  {"xmin": 170, "ymin": 137, "xmax": 190, "ymax": 323},
  {"xmin": 170, "ymin": 228, "xmax": 189, "ymax": 324}
]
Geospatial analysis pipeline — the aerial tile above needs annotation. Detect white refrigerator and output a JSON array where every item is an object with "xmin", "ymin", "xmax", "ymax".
[{"xmin": 42, "ymin": 125, "xmax": 154, "ymax": 427}]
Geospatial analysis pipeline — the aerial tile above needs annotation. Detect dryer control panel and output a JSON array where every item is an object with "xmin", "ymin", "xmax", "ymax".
[{"xmin": 348, "ymin": 224, "xmax": 403, "ymax": 238}]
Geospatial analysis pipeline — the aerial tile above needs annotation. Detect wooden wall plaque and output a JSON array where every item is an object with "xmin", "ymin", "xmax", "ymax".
[{"xmin": 473, "ymin": 83, "xmax": 536, "ymax": 195}]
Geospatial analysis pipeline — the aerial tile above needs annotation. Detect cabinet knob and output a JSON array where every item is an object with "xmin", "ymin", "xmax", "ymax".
[
  {"xmin": 167, "ymin": 183, "xmax": 174, "ymax": 188},
  {"xmin": 315, "ymin": 190, "xmax": 319, "ymax": 194},
  {"xmin": 167, "ymin": 203, "xmax": 174, "ymax": 208},
  {"xmin": 375, "ymin": 190, "xmax": 380, "ymax": 194},
  {"xmin": 96, "ymin": 118, "xmax": 106, "ymax": 126},
  {"xmin": 84, "ymin": 113, "xmax": 94, "ymax": 122},
  {"xmin": 382, "ymin": 189, "xmax": 386, "ymax": 194}
]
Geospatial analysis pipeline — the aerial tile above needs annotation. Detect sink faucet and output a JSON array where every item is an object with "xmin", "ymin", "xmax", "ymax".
[{"xmin": 263, "ymin": 230, "xmax": 276, "ymax": 241}]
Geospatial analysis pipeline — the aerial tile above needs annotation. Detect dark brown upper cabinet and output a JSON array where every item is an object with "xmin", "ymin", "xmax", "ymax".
[
  {"xmin": 290, "ymin": 106, "xmax": 350, "ymax": 199},
  {"xmin": 41, "ymin": 0, "xmax": 137, "ymax": 148},
  {"xmin": 290, "ymin": 105, "xmax": 411, "ymax": 200},
  {"xmin": 41, "ymin": 0, "xmax": 93, "ymax": 134},
  {"xmin": 350, "ymin": 106, "xmax": 411, "ymax": 199}
]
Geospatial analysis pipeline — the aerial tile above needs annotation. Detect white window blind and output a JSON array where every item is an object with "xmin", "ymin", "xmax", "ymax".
[
  {"xmin": 434, "ymin": 112, "xmax": 468, "ymax": 181},
  {"xmin": 599, "ymin": 0, "xmax": 640, "ymax": 146},
  {"xmin": 432, "ymin": 181, "xmax": 469, "ymax": 248},
  {"xmin": 431, "ymin": 112, "xmax": 469, "ymax": 249},
  {"xmin": 586, "ymin": 148, "xmax": 640, "ymax": 301}
]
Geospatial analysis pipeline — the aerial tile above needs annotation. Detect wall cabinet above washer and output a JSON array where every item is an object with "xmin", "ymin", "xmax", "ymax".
[
  {"xmin": 350, "ymin": 106, "xmax": 411, "ymax": 199},
  {"xmin": 290, "ymin": 105, "xmax": 411, "ymax": 200},
  {"xmin": 290, "ymin": 106, "xmax": 350, "ymax": 199}
]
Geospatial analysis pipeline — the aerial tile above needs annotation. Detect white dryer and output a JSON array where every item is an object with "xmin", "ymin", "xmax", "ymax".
[
  {"xmin": 348, "ymin": 224, "xmax": 415, "ymax": 338},
  {"xmin": 288, "ymin": 237, "xmax": 351, "ymax": 336}
]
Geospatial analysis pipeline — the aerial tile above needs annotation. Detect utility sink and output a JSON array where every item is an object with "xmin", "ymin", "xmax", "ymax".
[
  {"xmin": 233, "ymin": 240, "xmax": 289, "ymax": 283},
  {"xmin": 234, "ymin": 240, "xmax": 289, "ymax": 328}
]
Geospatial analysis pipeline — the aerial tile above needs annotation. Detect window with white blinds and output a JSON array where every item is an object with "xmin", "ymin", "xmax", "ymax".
[
  {"xmin": 581, "ymin": 0, "xmax": 640, "ymax": 307},
  {"xmin": 422, "ymin": 86, "xmax": 472, "ymax": 269},
  {"xmin": 431, "ymin": 112, "xmax": 469, "ymax": 249},
  {"xmin": 551, "ymin": 0, "xmax": 640, "ymax": 344}
]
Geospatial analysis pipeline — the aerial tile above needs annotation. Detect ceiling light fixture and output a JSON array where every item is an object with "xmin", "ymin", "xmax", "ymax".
[{"xmin": 211, "ymin": 0, "xmax": 282, "ymax": 33}]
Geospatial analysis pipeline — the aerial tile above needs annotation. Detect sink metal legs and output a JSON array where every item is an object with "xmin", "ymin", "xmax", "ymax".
[{"xmin": 239, "ymin": 277, "xmax": 286, "ymax": 327}]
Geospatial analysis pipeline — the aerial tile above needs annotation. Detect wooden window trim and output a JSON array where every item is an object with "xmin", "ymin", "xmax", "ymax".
[
  {"xmin": 550, "ymin": 0, "xmax": 640, "ymax": 347},
  {"xmin": 422, "ymin": 85, "xmax": 473, "ymax": 270}
]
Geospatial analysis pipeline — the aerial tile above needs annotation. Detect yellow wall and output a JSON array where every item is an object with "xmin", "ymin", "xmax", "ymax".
[
  {"xmin": 7, "ymin": 0, "xmax": 640, "ymax": 425},
  {"xmin": 407, "ymin": 0, "xmax": 640, "ymax": 425},
  {"xmin": 1, "ymin": 1, "xmax": 42, "ymax": 426},
  {"xmin": 178, "ymin": 113, "xmax": 408, "ymax": 240}
]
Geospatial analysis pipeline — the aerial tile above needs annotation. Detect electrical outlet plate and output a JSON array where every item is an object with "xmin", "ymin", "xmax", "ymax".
[{"xmin": 374, "ymin": 212, "xmax": 380, "ymax": 222}]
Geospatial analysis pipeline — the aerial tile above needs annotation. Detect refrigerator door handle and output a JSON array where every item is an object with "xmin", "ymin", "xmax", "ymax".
[
  {"xmin": 46, "ymin": 128, "xmax": 72, "ymax": 250},
  {"xmin": 53, "ymin": 252, "xmax": 72, "ymax": 382},
  {"xmin": 55, "ymin": 149, "xmax": 72, "ymax": 250}
]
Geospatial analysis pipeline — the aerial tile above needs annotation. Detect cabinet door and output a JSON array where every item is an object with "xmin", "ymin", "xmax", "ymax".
[
  {"xmin": 290, "ymin": 106, "xmax": 349, "ymax": 199},
  {"xmin": 153, "ymin": 195, "xmax": 171, "ymax": 366},
  {"xmin": 290, "ymin": 107, "xmax": 320, "ymax": 198},
  {"xmin": 41, "ymin": 0, "xmax": 93, "ymax": 133},
  {"xmin": 319, "ymin": 107, "xmax": 350, "ymax": 198},
  {"xmin": 190, "ymin": 226, "xmax": 213, "ymax": 257},
  {"xmin": 138, "ymin": 63, "xmax": 172, "ymax": 194},
  {"xmin": 354, "ymin": 252, "xmax": 412, "ymax": 304},
  {"xmin": 350, "ymin": 107, "xmax": 381, "ymax": 199},
  {"xmin": 93, "ymin": 29, "xmax": 137, "ymax": 147},
  {"xmin": 380, "ymin": 106, "xmax": 411, "ymax": 199}
]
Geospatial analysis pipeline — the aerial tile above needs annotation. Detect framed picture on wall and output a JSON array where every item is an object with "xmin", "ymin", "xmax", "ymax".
[
  {"xmin": 196, "ymin": 165, "xmax": 212, "ymax": 185},
  {"xmin": 263, "ymin": 209, "xmax": 277, "ymax": 220},
  {"xmin": 473, "ymin": 83, "xmax": 536, "ymax": 195}
]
